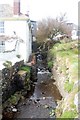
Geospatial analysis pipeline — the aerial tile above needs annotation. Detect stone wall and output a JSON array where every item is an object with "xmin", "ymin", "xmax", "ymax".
[
  {"xmin": 52, "ymin": 56, "xmax": 79, "ymax": 118},
  {"xmin": 52, "ymin": 65, "xmax": 68, "ymax": 98},
  {"xmin": 1, "ymin": 60, "xmax": 24, "ymax": 103},
  {"xmin": 49, "ymin": 40, "xmax": 79, "ymax": 118}
]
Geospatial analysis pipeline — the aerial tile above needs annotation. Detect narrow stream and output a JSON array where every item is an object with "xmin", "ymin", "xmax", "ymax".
[{"xmin": 14, "ymin": 53, "xmax": 62, "ymax": 119}]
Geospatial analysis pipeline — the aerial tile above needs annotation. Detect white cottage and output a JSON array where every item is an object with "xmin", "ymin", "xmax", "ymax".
[
  {"xmin": 67, "ymin": 23, "xmax": 78, "ymax": 40},
  {"xmin": 0, "ymin": 0, "xmax": 32, "ymax": 69},
  {"xmin": 0, "ymin": 18, "xmax": 32, "ymax": 62},
  {"xmin": 71, "ymin": 28, "xmax": 78, "ymax": 40}
]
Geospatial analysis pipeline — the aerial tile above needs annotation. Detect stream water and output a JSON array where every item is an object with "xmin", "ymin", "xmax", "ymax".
[{"xmin": 13, "ymin": 54, "xmax": 62, "ymax": 119}]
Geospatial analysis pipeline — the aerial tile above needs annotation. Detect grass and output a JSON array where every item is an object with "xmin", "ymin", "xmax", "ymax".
[
  {"xmin": 7, "ymin": 92, "xmax": 21, "ymax": 106},
  {"xmin": 49, "ymin": 40, "xmax": 78, "ymax": 56},
  {"xmin": 64, "ymin": 80, "xmax": 74, "ymax": 93},
  {"xmin": 60, "ymin": 110, "xmax": 77, "ymax": 118}
]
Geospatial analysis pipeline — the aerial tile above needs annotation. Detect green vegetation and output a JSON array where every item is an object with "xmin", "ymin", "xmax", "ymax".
[
  {"xmin": 3, "ymin": 92, "xmax": 22, "ymax": 108},
  {"xmin": 64, "ymin": 80, "xmax": 74, "ymax": 93},
  {"xmin": 8, "ymin": 95, "xmax": 19, "ymax": 105},
  {"xmin": 3, "ymin": 61, "xmax": 12, "ymax": 68},
  {"xmin": 8, "ymin": 92, "xmax": 21, "ymax": 105},
  {"xmin": 60, "ymin": 110, "xmax": 77, "ymax": 118},
  {"xmin": 20, "ymin": 65, "xmax": 31, "ymax": 91},
  {"xmin": 49, "ymin": 40, "xmax": 78, "ymax": 56},
  {"xmin": 20, "ymin": 66, "xmax": 31, "ymax": 73},
  {"xmin": 47, "ymin": 61, "xmax": 53, "ymax": 69},
  {"xmin": 48, "ymin": 39, "xmax": 78, "ymax": 118}
]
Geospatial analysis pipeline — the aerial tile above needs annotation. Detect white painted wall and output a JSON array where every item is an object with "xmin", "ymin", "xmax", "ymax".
[
  {"xmin": 71, "ymin": 29, "xmax": 78, "ymax": 40},
  {"xmin": 2, "ymin": 20, "xmax": 32, "ymax": 62},
  {"xmin": 5, "ymin": 39, "xmax": 17, "ymax": 51}
]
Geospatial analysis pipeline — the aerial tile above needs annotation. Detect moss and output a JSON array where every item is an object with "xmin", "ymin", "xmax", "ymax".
[
  {"xmin": 60, "ymin": 110, "xmax": 77, "ymax": 118},
  {"xmin": 49, "ymin": 40, "xmax": 78, "ymax": 57},
  {"xmin": 3, "ymin": 92, "xmax": 22, "ymax": 108},
  {"xmin": 47, "ymin": 61, "xmax": 53, "ymax": 69},
  {"xmin": 7, "ymin": 92, "xmax": 21, "ymax": 105},
  {"xmin": 20, "ymin": 66, "xmax": 30, "ymax": 73}
]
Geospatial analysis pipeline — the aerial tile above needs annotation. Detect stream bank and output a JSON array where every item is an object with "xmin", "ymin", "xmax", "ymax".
[
  {"xmin": 14, "ymin": 68, "xmax": 62, "ymax": 119},
  {"xmin": 2, "ymin": 52, "xmax": 62, "ymax": 119},
  {"xmin": 13, "ymin": 52, "xmax": 62, "ymax": 119},
  {"xmin": 48, "ymin": 40, "xmax": 79, "ymax": 118}
]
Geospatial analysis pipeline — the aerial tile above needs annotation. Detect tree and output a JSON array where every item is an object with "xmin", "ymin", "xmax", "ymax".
[{"xmin": 36, "ymin": 14, "xmax": 72, "ymax": 42}]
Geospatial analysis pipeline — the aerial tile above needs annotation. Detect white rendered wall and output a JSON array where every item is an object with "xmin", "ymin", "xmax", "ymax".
[
  {"xmin": 4, "ymin": 20, "xmax": 32, "ymax": 62},
  {"xmin": 71, "ymin": 29, "xmax": 78, "ymax": 40}
]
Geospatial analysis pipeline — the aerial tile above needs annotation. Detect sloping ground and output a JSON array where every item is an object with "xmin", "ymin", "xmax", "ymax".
[{"xmin": 48, "ymin": 40, "xmax": 79, "ymax": 118}]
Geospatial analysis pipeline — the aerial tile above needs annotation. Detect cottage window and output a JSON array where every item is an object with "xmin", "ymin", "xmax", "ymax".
[
  {"xmin": 0, "ymin": 41, "xmax": 5, "ymax": 52},
  {"xmin": 0, "ymin": 22, "xmax": 4, "ymax": 33}
]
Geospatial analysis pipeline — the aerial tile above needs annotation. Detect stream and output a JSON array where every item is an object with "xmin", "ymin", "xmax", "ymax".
[{"xmin": 13, "ymin": 53, "xmax": 62, "ymax": 119}]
